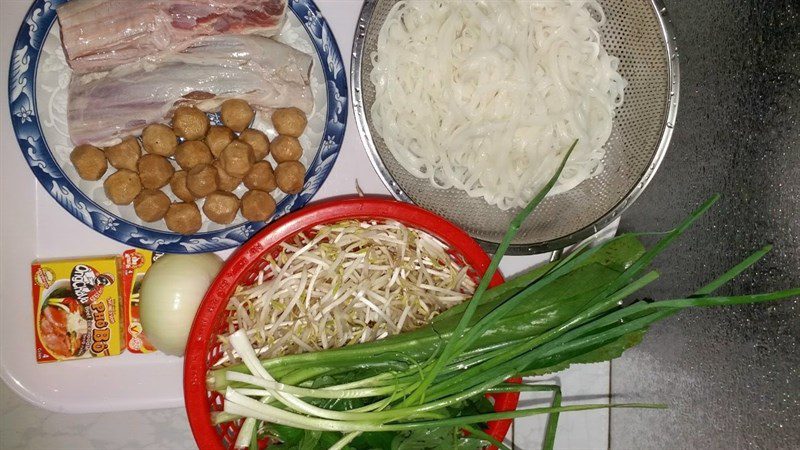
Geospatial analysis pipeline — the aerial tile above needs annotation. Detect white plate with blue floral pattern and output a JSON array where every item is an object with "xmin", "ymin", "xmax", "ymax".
[{"xmin": 8, "ymin": 0, "xmax": 347, "ymax": 253}]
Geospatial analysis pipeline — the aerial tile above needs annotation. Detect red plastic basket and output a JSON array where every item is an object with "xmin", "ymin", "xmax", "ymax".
[{"xmin": 184, "ymin": 197, "xmax": 520, "ymax": 449}]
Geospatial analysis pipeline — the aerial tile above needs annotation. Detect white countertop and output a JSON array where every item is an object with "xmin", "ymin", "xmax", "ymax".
[{"xmin": 0, "ymin": 1, "xmax": 610, "ymax": 448}]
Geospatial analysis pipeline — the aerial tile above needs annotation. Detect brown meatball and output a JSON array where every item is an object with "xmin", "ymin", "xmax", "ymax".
[
  {"xmin": 70, "ymin": 144, "xmax": 107, "ymax": 181},
  {"xmin": 186, "ymin": 163, "xmax": 219, "ymax": 198},
  {"xmin": 244, "ymin": 161, "xmax": 277, "ymax": 192},
  {"xmin": 103, "ymin": 169, "xmax": 142, "ymax": 205},
  {"xmin": 270, "ymin": 135, "xmax": 303, "ymax": 163},
  {"xmin": 133, "ymin": 189, "xmax": 170, "ymax": 222},
  {"xmin": 220, "ymin": 99, "xmax": 255, "ymax": 132},
  {"xmin": 205, "ymin": 126, "xmax": 235, "ymax": 158},
  {"xmin": 213, "ymin": 160, "xmax": 242, "ymax": 192},
  {"xmin": 175, "ymin": 140, "xmax": 213, "ymax": 171},
  {"xmin": 172, "ymin": 106, "xmax": 210, "ymax": 140},
  {"xmin": 137, "ymin": 154, "xmax": 175, "ymax": 190},
  {"xmin": 271, "ymin": 107, "xmax": 308, "ymax": 137},
  {"xmin": 238, "ymin": 128, "xmax": 270, "ymax": 160},
  {"xmin": 165, "ymin": 202, "xmax": 202, "ymax": 235},
  {"xmin": 219, "ymin": 140, "xmax": 255, "ymax": 178},
  {"xmin": 169, "ymin": 171, "xmax": 195, "ymax": 203},
  {"xmin": 141, "ymin": 124, "xmax": 177, "ymax": 156},
  {"xmin": 202, "ymin": 191, "xmax": 241, "ymax": 225},
  {"xmin": 104, "ymin": 137, "xmax": 141, "ymax": 171},
  {"xmin": 274, "ymin": 161, "xmax": 306, "ymax": 194},
  {"xmin": 241, "ymin": 190, "xmax": 276, "ymax": 222}
]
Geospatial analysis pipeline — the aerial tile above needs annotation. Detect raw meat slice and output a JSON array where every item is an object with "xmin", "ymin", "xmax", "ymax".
[
  {"xmin": 57, "ymin": 0, "xmax": 287, "ymax": 74},
  {"xmin": 68, "ymin": 35, "xmax": 314, "ymax": 146}
]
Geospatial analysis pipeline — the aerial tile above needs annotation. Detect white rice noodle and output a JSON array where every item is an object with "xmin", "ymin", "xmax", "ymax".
[{"xmin": 370, "ymin": 0, "xmax": 627, "ymax": 210}]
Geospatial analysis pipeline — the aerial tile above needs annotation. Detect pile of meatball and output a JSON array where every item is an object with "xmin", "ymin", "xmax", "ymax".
[{"xmin": 69, "ymin": 99, "xmax": 308, "ymax": 235}]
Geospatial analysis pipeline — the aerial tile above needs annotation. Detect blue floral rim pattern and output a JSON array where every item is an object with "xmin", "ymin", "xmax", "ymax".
[{"xmin": 8, "ymin": 0, "xmax": 348, "ymax": 253}]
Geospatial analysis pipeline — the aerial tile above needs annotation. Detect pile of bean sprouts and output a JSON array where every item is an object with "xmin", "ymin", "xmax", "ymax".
[{"xmin": 216, "ymin": 220, "xmax": 476, "ymax": 365}]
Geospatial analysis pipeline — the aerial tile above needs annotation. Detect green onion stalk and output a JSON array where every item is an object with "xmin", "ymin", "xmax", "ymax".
[{"xmin": 208, "ymin": 141, "xmax": 799, "ymax": 450}]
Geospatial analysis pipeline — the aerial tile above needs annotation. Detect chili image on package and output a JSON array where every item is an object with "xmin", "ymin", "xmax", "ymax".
[
  {"xmin": 31, "ymin": 256, "xmax": 124, "ymax": 363},
  {"xmin": 120, "ymin": 249, "xmax": 160, "ymax": 353}
]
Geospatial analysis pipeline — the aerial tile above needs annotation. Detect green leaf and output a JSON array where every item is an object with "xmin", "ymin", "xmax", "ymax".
[
  {"xmin": 434, "ymin": 234, "xmax": 645, "ymax": 327},
  {"xmin": 433, "ymin": 260, "xmax": 558, "ymax": 324},
  {"xmin": 349, "ymin": 431, "xmax": 397, "ymax": 450},
  {"xmin": 391, "ymin": 427, "xmax": 486, "ymax": 450},
  {"xmin": 570, "ymin": 330, "xmax": 647, "ymax": 364},
  {"xmin": 315, "ymin": 431, "xmax": 351, "ymax": 449},
  {"xmin": 519, "ymin": 330, "xmax": 647, "ymax": 377},
  {"xmin": 298, "ymin": 430, "xmax": 322, "ymax": 450},
  {"xmin": 577, "ymin": 234, "xmax": 646, "ymax": 273},
  {"xmin": 453, "ymin": 396, "xmax": 495, "ymax": 417},
  {"xmin": 265, "ymin": 423, "xmax": 305, "ymax": 447},
  {"xmin": 268, "ymin": 425, "xmax": 370, "ymax": 450}
]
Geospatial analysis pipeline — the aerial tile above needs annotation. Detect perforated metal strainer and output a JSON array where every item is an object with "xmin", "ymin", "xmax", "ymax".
[{"xmin": 351, "ymin": 0, "xmax": 680, "ymax": 255}]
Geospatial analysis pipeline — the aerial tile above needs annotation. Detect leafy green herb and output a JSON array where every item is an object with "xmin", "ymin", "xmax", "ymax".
[{"xmin": 391, "ymin": 427, "xmax": 486, "ymax": 450}]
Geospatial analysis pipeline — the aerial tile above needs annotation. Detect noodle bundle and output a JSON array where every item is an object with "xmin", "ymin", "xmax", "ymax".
[{"xmin": 370, "ymin": 0, "xmax": 626, "ymax": 210}]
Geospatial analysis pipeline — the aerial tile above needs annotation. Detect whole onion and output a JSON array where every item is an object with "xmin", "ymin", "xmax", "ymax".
[{"xmin": 139, "ymin": 253, "xmax": 223, "ymax": 356}]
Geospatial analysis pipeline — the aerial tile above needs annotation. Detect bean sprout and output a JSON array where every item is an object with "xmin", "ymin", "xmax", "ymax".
[{"xmin": 216, "ymin": 220, "xmax": 476, "ymax": 365}]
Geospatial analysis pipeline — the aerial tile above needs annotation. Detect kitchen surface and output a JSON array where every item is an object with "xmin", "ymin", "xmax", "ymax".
[
  {"xmin": 1, "ymin": 0, "xmax": 798, "ymax": 449},
  {"xmin": 610, "ymin": 1, "xmax": 800, "ymax": 448}
]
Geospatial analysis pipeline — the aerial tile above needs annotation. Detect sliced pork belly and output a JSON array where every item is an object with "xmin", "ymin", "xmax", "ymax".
[
  {"xmin": 57, "ymin": 0, "xmax": 287, "ymax": 74},
  {"xmin": 68, "ymin": 35, "xmax": 314, "ymax": 146}
]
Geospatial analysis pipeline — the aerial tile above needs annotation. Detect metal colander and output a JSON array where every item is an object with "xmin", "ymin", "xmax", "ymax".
[{"xmin": 351, "ymin": 0, "xmax": 680, "ymax": 255}]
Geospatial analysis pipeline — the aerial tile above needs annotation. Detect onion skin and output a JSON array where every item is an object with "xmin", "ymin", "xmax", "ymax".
[{"xmin": 140, "ymin": 253, "xmax": 223, "ymax": 356}]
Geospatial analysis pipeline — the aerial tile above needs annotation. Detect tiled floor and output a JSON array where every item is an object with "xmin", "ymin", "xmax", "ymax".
[{"xmin": 510, "ymin": 363, "xmax": 609, "ymax": 450}]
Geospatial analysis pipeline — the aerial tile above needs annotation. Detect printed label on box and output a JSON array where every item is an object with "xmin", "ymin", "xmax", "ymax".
[{"xmin": 32, "ymin": 256, "xmax": 124, "ymax": 363}]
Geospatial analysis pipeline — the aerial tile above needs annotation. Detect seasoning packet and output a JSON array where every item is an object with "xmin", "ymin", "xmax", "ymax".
[
  {"xmin": 32, "ymin": 256, "xmax": 125, "ymax": 363},
  {"xmin": 119, "ymin": 249, "xmax": 161, "ymax": 353}
]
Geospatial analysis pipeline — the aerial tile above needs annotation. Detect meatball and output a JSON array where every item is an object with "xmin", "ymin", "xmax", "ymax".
[
  {"xmin": 165, "ymin": 202, "xmax": 202, "ymax": 235},
  {"xmin": 271, "ymin": 107, "xmax": 308, "ymax": 137},
  {"xmin": 270, "ymin": 135, "xmax": 303, "ymax": 163},
  {"xmin": 141, "ymin": 124, "xmax": 178, "ymax": 156},
  {"xmin": 137, "ymin": 154, "xmax": 175, "ymax": 190},
  {"xmin": 172, "ymin": 106, "xmax": 210, "ymax": 140},
  {"xmin": 169, "ymin": 171, "xmax": 195, "ymax": 203},
  {"xmin": 70, "ymin": 144, "xmax": 107, "ymax": 181},
  {"xmin": 133, "ymin": 189, "xmax": 170, "ymax": 222},
  {"xmin": 219, "ymin": 140, "xmax": 255, "ymax": 178},
  {"xmin": 203, "ymin": 191, "xmax": 241, "ymax": 225},
  {"xmin": 274, "ymin": 161, "xmax": 306, "ymax": 194},
  {"xmin": 244, "ymin": 161, "xmax": 277, "ymax": 192},
  {"xmin": 103, "ymin": 169, "xmax": 142, "ymax": 205},
  {"xmin": 104, "ymin": 137, "xmax": 141, "ymax": 171},
  {"xmin": 205, "ymin": 126, "xmax": 235, "ymax": 158},
  {"xmin": 175, "ymin": 140, "xmax": 213, "ymax": 171},
  {"xmin": 220, "ymin": 99, "xmax": 255, "ymax": 132},
  {"xmin": 238, "ymin": 128, "xmax": 270, "ymax": 160},
  {"xmin": 186, "ymin": 163, "xmax": 219, "ymax": 198},
  {"xmin": 213, "ymin": 160, "xmax": 242, "ymax": 192},
  {"xmin": 241, "ymin": 190, "xmax": 276, "ymax": 222}
]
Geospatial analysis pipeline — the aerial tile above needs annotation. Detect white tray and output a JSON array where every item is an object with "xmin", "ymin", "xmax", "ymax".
[{"xmin": 0, "ymin": 0, "xmax": 615, "ymax": 417}]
